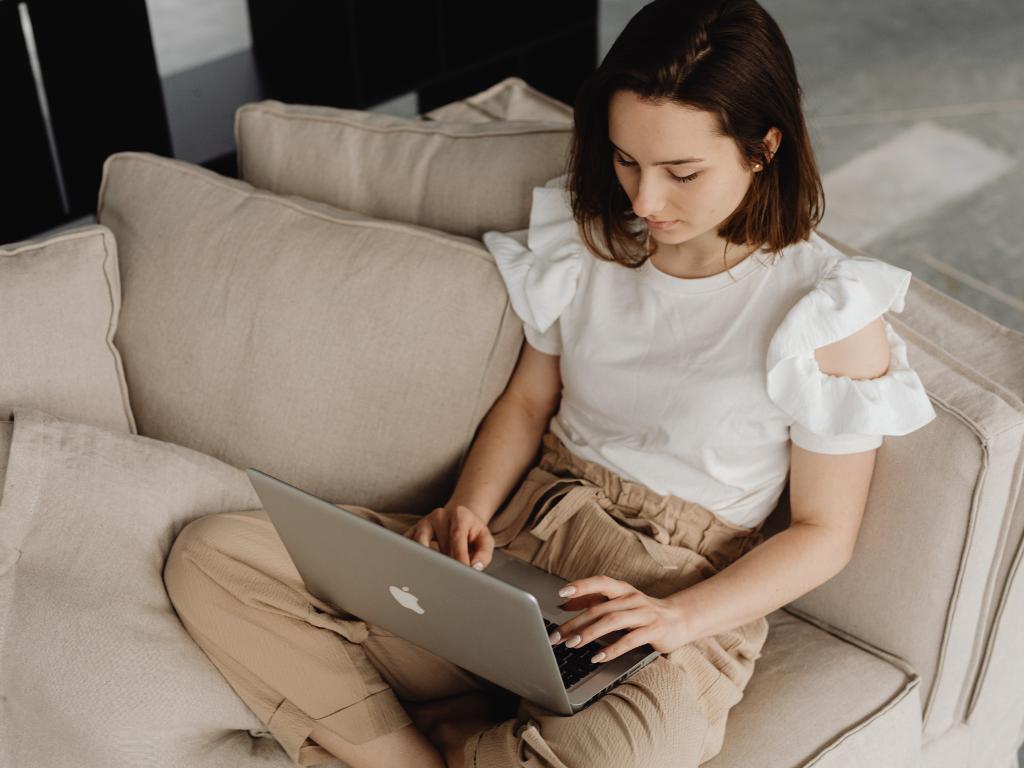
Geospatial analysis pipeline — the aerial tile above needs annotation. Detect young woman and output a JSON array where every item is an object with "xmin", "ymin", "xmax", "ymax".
[{"xmin": 165, "ymin": 1, "xmax": 936, "ymax": 767}]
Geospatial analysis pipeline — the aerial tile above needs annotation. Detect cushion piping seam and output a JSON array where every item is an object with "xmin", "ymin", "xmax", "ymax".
[
  {"xmin": 919, "ymin": 439, "xmax": 989, "ymax": 733},
  {"xmin": 906, "ymin": 274, "xmax": 1024, "ymax": 343},
  {"xmin": 889, "ymin": 316, "xmax": 1024, "ymax": 412},
  {"xmin": 97, "ymin": 153, "xmax": 496, "ymax": 266},
  {"xmin": 777, "ymin": 604, "xmax": 921, "ymax": 765},
  {"xmin": 963, "ymin": 440, "xmax": 1024, "ymax": 721},
  {"xmin": 98, "ymin": 229, "xmax": 137, "ymax": 434},
  {"xmin": 0, "ymin": 224, "xmax": 106, "ymax": 256},
  {"xmin": 238, "ymin": 103, "xmax": 572, "ymax": 139},
  {"xmin": 802, "ymin": 675, "xmax": 919, "ymax": 766}
]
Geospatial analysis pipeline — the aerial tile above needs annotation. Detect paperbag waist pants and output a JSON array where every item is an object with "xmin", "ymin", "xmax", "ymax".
[{"xmin": 164, "ymin": 429, "xmax": 770, "ymax": 767}]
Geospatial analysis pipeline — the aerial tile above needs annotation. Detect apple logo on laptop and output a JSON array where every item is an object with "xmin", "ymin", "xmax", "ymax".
[{"xmin": 389, "ymin": 585, "xmax": 425, "ymax": 615}]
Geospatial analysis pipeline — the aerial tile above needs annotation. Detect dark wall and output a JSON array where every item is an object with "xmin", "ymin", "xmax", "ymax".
[
  {"xmin": 3, "ymin": 0, "xmax": 597, "ymax": 243},
  {"xmin": 0, "ymin": 0, "xmax": 171, "ymax": 243},
  {"xmin": 247, "ymin": 0, "xmax": 597, "ymax": 116}
]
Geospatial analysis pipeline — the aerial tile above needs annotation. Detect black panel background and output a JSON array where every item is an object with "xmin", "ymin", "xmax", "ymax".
[
  {"xmin": 27, "ymin": 0, "xmax": 172, "ymax": 218},
  {"xmin": 0, "ymin": 2, "xmax": 64, "ymax": 243}
]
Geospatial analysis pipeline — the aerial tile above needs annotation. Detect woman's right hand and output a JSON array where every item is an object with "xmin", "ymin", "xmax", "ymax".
[{"xmin": 402, "ymin": 504, "xmax": 495, "ymax": 571}]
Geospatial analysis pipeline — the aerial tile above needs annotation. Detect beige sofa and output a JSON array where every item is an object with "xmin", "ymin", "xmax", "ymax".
[{"xmin": 1, "ymin": 77, "xmax": 1022, "ymax": 767}]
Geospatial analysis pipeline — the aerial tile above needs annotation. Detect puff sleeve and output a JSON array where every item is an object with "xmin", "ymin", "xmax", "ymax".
[
  {"xmin": 481, "ymin": 173, "xmax": 584, "ymax": 355},
  {"xmin": 766, "ymin": 254, "xmax": 938, "ymax": 454}
]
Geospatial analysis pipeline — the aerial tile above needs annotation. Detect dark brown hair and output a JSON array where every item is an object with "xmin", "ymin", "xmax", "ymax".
[{"xmin": 565, "ymin": 0, "xmax": 825, "ymax": 269}]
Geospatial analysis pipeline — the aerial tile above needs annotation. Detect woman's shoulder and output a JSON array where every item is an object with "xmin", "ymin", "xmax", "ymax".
[
  {"xmin": 764, "ymin": 232, "xmax": 934, "ymax": 452},
  {"xmin": 767, "ymin": 228, "xmax": 845, "ymax": 283},
  {"xmin": 480, "ymin": 173, "xmax": 589, "ymax": 354}
]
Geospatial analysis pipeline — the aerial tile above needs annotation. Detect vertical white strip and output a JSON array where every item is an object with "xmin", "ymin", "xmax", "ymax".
[{"xmin": 19, "ymin": 1, "xmax": 70, "ymax": 214}]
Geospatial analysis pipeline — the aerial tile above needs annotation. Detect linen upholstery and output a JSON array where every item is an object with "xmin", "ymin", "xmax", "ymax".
[
  {"xmin": 2, "ymin": 73, "xmax": 1008, "ymax": 767},
  {"xmin": 0, "ymin": 407, "xmax": 285, "ymax": 768},
  {"xmin": 427, "ymin": 78, "xmax": 1024, "ymax": 759},
  {"xmin": 0, "ymin": 225, "xmax": 136, "ymax": 434},
  {"xmin": 786, "ymin": 232, "xmax": 1024, "ymax": 740},
  {"xmin": 704, "ymin": 608, "xmax": 921, "ymax": 767},
  {"xmin": 233, "ymin": 99, "xmax": 573, "ymax": 239},
  {"xmin": 227, "ymin": 80, "xmax": 1024, "ymax": 763},
  {"xmin": 426, "ymin": 83, "xmax": 1023, "ymax": 763},
  {"xmin": 420, "ymin": 75, "xmax": 575, "ymax": 124},
  {"xmin": 0, "ymin": 419, "xmax": 10, "ymax": 505},
  {"xmin": 96, "ymin": 151, "xmax": 523, "ymax": 515},
  {"xmin": 967, "ymin": 524, "xmax": 1024, "ymax": 764}
]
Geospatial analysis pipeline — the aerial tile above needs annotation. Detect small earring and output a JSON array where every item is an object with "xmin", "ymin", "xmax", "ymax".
[{"xmin": 754, "ymin": 163, "xmax": 763, "ymax": 171}]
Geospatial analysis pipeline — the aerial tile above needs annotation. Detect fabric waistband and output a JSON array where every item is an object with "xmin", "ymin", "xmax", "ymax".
[{"xmin": 535, "ymin": 429, "xmax": 766, "ymax": 566}]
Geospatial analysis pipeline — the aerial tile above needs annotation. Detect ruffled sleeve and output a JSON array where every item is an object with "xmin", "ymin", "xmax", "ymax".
[
  {"xmin": 481, "ymin": 173, "xmax": 584, "ymax": 355},
  {"xmin": 766, "ymin": 254, "xmax": 938, "ymax": 454}
]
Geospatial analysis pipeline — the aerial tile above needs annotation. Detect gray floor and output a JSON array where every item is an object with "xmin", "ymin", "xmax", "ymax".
[{"xmin": 135, "ymin": 2, "xmax": 1022, "ymax": 765}]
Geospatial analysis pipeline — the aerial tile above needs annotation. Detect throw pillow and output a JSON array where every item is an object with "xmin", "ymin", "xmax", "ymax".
[
  {"xmin": 0, "ymin": 225, "xmax": 136, "ymax": 434},
  {"xmin": 0, "ymin": 407, "xmax": 292, "ymax": 767},
  {"xmin": 421, "ymin": 75, "xmax": 574, "ymax": 123}
]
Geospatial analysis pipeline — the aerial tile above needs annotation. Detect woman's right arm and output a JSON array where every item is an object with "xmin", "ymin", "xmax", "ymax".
[
  {"xmin": 446, "ymin": 341, "xmax": 563, "ymax": 525},
  {"xmin": 403, "ymin": 341, "xmax": 563, "ymax": 568}
]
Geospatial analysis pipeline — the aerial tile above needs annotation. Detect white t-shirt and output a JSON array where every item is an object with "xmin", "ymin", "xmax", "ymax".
[{"xmin": 481, "ymin": 174, "xmax": 937, "ymax": 530}]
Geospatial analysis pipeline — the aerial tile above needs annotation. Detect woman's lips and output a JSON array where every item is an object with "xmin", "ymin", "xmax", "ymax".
[{"xmin": 646, "ymin": 218, "xmax": 679, "ymax": 230}]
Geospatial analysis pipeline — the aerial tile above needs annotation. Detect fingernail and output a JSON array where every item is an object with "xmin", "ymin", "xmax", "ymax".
[
  {"xmin": 558, "ymin": 585, "xmax": 576, "ymax": 597},
  {"xmin": 549, "ymin": 631, "xmax": 561, "ymax": 644},
  {"xmin": 591, "ymin": 652, "xmax": 606, "ymax": 663},
  {"xmin": 472, "ymin": 561, "xmax": 484, "ymax": 570},
  {"xmin": 565, "ymin": 634, "xmax": 581, "ymax": 648}
]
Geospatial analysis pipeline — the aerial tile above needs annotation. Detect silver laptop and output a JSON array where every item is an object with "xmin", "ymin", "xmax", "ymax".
[{"xmin": 246, "ymin": 468, "xmax": 661, "ymax": 716}]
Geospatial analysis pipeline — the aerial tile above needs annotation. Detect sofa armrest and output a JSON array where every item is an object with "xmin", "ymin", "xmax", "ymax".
[{"xmin": 779, "ymin": 239, "xmax": 1024, "ymax": 741}]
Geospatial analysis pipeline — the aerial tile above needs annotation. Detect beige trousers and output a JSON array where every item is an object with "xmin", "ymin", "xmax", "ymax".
[{"xmin": 164, "ymin": 430, "xmax": 770, "ymax": 767}]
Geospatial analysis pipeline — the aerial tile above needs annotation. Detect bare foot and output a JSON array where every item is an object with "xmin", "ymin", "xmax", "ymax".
[
  {"xmin": 406, "ymin": 690, "xmax": 498, "ymax": 731},
  {"xmin": 432, "ymin": 718, "xmax": 495, "ymax": 768},
  {"xmin": 406, "ymin": 691, "xmax": 503, "ymax": 768}
]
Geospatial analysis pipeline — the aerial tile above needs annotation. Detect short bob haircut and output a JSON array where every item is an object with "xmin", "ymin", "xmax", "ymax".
[{"xmin": 566, "ymin": 0, "xmax": 825, "ymax": 270}]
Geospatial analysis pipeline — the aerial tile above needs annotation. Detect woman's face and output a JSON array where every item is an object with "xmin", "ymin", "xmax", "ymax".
[{"xmin": 608, "ymin": 90, "xmax": 775, "ymax": 257}]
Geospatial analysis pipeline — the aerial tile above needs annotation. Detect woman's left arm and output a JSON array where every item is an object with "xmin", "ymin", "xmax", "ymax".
[
  {"xmin": 552, "ymin": 323, "xmax": 890, "ymax": 659},
  {"xmin": 669, "ymin": 442, "xmax": 877, "ymax": 644}
]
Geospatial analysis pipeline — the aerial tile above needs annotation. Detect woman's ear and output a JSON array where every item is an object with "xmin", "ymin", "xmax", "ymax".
[{"xmin": 763, "ymin": 126, "xmax": 783, "ymax": 162}]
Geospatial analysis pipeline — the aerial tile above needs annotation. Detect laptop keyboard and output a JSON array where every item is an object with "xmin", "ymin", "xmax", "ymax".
[{"xmin": 543, "ymin": 618, "xmax": 606, "ymax": 689}]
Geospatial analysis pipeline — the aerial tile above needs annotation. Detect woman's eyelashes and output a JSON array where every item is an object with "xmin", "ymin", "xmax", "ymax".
[{"xmin": 614, "ymin": 156, "xmax": 700, "ymax": 184}]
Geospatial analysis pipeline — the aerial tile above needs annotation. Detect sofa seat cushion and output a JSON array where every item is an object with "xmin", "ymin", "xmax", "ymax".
[{"xmin": 705, "ymin": 608, "xmax": 922, "ymax": 767}]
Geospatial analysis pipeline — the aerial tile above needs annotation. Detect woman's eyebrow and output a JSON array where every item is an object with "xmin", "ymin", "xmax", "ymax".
[{"xmin": 610, "ymin": 141, "xmax": 704, "ymax": 165}]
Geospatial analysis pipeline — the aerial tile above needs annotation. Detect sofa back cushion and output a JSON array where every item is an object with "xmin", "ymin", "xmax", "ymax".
[
  {"xmin": 96, "ymin": 152, "xmax": 522, "ymax": 514},
  {"xmin": 0, "ymin": 225, "xmax": 136, "ymax": 435},
  {"xmin": 234, "ymin": 99, "xmax": 572, "ymax": 239}
]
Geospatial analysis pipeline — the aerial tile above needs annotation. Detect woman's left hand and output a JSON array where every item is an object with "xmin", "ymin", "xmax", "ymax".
[{"xmin": 549, "ymin": 576, "xmax": 693, "ymax": 663}]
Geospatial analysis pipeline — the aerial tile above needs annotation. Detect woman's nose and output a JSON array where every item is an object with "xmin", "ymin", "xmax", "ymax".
[
  {"xmin": 629, "ymin": 177, "xmax": 669, "ymax": 220},
  {"xmin": 631, "ymin": 198, "xmax": 668, "ymax": 220}
]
